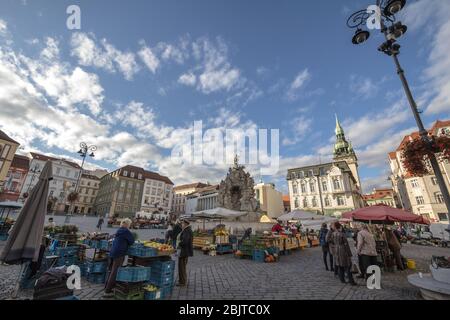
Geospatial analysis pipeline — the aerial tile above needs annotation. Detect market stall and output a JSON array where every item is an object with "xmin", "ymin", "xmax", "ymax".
[{"xmin": 0, "ymin": 201, "xmax": 22, "ymax": 241}]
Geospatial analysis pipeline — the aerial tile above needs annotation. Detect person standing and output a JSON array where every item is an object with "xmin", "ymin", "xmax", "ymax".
[
  {"xmin": 103, "ymin": 219, "xmax": 135, "ymax": 297},
  {"xmin": 271, "ymin": 220, "xmax": 283, "ymax": 234},
  {"xmin": 176, "ymin": 219, "xmax": 193, "ymax": 287},
  {"xmin": 385, "ymin": 228, "xmax": 404, "ymax": 271},
  {"xmin": 356, "ymin": 225, "xmax": 378, "ymax": 279},
  {"xmin": 326, "ymin": 223, "xmax": 338, "ymax": 276},
  {"xmin": 332, "ymin": 222, "xmax": 356, "ymax": 285},
  {"xmin": 172, "ymin": 220, "xmax": 182, "ymax": 249},
  {"xmin": 319, "ymin": 223, "xmax": 333, "ymax": 271},
  {"xmin": 96, "ymin": 217, "xmax": 104, "ymax": 231}
]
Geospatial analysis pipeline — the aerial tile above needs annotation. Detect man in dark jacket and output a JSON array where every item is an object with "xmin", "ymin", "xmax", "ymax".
[
  {"xmin": 104, "ymin": 218, "xmax": 135, "ymax": 297},
  {"xmin": 172, "ymin": 220, "xmax": 182, "ymax": 249},
  {"xmin": 177, "ymin": 219, "xmax": 193, "ymax": 287}
]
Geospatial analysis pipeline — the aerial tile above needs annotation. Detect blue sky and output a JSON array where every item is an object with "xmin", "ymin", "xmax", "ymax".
[{"xmin": 0, "ymin": 0, "xmax": 449, "ymax": 194}]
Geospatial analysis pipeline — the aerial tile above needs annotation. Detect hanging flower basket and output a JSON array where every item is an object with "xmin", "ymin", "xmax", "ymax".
[
  {"xmin": 67, "ymin": 191, "xmax": 79, "ymax": 203},
  {"xmin": 402, "ymin": 136, "xmax": 450, "ymax": 177}
]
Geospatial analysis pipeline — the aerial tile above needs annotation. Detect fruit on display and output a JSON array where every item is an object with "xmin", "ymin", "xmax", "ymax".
[
  {"xmin": 143, "ymin": 241, "xmax": 174, "ymax": 252},
  {"xmin": 265, "ymin": 255, "xmax": 276, "ymax": 263},
  {"xmin": 235, "ymin": 250, "xmax": 243, "ymax": 257},
  {"xmin": 143, "ymin": 284, "xmax": 159, "ymax": 292}
]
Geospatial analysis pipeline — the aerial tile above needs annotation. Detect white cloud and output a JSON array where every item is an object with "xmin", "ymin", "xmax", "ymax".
[
  {"xmin": 282, "ymin": 116, "xmax": 313, "ymax": 146},
  {"xmin": 178, "ymin": 72, "xmax": 196, "ymax": 86},
  {"xmin": 286, "ymin": 69, "xmax": 311, "ymax": 101},
  {"xmin": 138, "ymin": 41, "xmax": 160, "ymax": 74},
  {"xmin": 361, "ymin": 174, "xmax": 391, "ymax": 194},
  {"xmin": 349, "ymin": 75, "xmax": 378, "ymax": 100},
  {"xmin": 70, "ymin": 32, "xmax": 139, "ymax": 80},
  {"xmin": 402, "ymin": 0, "xmax": 450, "ymax": 114},
  {"xmin": 0, "ymin": 19, "xmax": 7, "ymax": 35}
]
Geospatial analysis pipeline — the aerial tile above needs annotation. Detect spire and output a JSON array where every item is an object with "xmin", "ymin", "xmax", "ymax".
[{"xmin": 335, "ymin": 114, "xmax": 344, "ymax": 136}]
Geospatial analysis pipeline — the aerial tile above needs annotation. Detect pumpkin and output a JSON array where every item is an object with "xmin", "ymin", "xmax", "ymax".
[
  {"xmin": 265, "ymin": 257, "xmax": 271, "ymax": 263},
  {"xmin": 235, "ymin": 250, "xmax": 243, "ymax": 256}
]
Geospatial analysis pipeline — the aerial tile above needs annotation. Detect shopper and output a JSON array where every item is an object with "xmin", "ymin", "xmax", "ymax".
[
  {"xmin": 326, "ymin": 222, "xmax": 338, "ymax": 276},
  {"xmin": 104, "ymin": 219, "xmax": 135, "ymax": 297},
  {"xmin": 176, "ymin": 219, "xmax": 193, "ymax": 287},
  {"xmin": 385, "ymin": 228, "xmax": 405, "ymax": 271},
  {"xmin": 165, "ymin": 222, "xmax": 174, "ymax": 244},
  {"xmin": 172, "ymin": 220, "xmax": 182, "ymax": 249},
  {"xmin": 271, "ymin": 220, "xmax": 283, "ymax": 234},
  {"xmin": 332, "ymin": 222, "xmax": 356, "ymax": 285},
  {"xmin": 319, "ymin": 223, "xmax": 333, "ymax": 271},
  {"xmin": 356, "ymin": 225, "xmax": 378, "ymax": 279}
]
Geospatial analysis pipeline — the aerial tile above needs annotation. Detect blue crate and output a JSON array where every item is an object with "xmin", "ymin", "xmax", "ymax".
[
  {"xmin": 99, "ymin": 240, "xmax": 110, "ymax": 250},
  {"xmin": 86, "ymin": 260, "xmax": 107, "ymax": 273},
  {"xmin": 86, "ymin": 272, "xmax": 106, "ymax": 284},
  {"xmin": 149, "ymin": 273, "xmax": 174, "ymax": 287},
  {"xmin": 55, "ymin": 246, "xmax": 79, "ymax": 257},
  {"xmin": 0, "ymin": 233, "xmax": 8, "ymax": 241},
  {"xmin": 82, "ymin": 239, "xmax": 91, "ymax": 246},
  {"xmin": 56, "ymin": 256, "xmax": 79, "ymax": 267},
  {"xmin": 267, "ymin": 247, "xmax": 280, "ymax": 255},
  {"xmin": 252, "ymin": 249, "xmax": 266, "ymax": 263},
  {"xmin": 216, "ymin": 244, "xmax": 233, "ymax": 254},
  {"xmin": 161, "ymin": 285, "xmax": 173, "ymax": 299},
  {"xmin": 127, "ymin": 245, "xmax": 157, "ymax": 258},
  {"xmin": 144, "ymin": 289, "xmax": 163, "ymax": 300},
  {"xmin": 116, "ymin": 267, "xmax": 151, "ymax": 283},
  {"xmin": 149, "ymin": 260, "xmax": 175, "ymax": 273},
  {"xmin": 56, "ymin": 295, "xmax": 80, "ymax": 300},
  {"xmin": 89, "ymin": 240, "xmax": 101, "ymax": 249}
]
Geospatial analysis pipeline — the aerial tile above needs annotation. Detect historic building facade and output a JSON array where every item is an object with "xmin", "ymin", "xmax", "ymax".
[
  {"xmin": 172, "ymin": 182, "xmax": 210, "ymax": 214},
  {"xmin": 94, "ymin": 165, "xmax": 173, "ymax": 218},
  {"xmin": 0, "ymin": 130, "xmax": 20, "ymax": 192},
  {"xmin": 185, "ymin": 185, "xmax": 220, "ymax": 215},
  {"xmin": 72, "ymin": 172, "xmax": 101, "ymax": 215},
  {"xmin": 0, "ymin": 154, "xmax": 29, "ymax": 202},
  {"xmin": 254, "ymin": 182, "xmax": 284, "ymax": 219},
  {"xmin": 389, "ymin": 120, "xmax": 450, "ymax": 223},
  {"xmin": 363, "ymin": 188, "xmax": 399, "ymax": 208},
  {"xmin": 287, "ymin": 117, "xmax": 364, "ymax": 216},
  {"xmin": 140, "ymin": 171, "xmax": 174, "ymax": 216}
]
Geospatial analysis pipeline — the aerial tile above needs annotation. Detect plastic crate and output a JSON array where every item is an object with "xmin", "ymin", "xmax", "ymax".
[
  {"xmin": 127, "ymin": 245, "xmax": 157, "ymax": 258},
  {"xmin": 86, "ymin": 272, "xmax": 106, "ymax": 284},
  {"xmin": 216, "ymin": 244, "xmax": 233, "ymax": 254},
  {"xmin": 0, "ymin": 233, "xmax": 8, "ymax": 241},
  {"xmin": 114, "ymin": 290, "xmax": 144, "ymax": 300},
  {"xmin": 86, "ymin": 260, "xmax": 108, "ymax": 273},
  {"xmin": 161, "ymin": 285, "xmax": 173, "ymax": 299},
  {"xmin": 56, "ymin": 256, "xmax": 79, "ymax": 267},
  {"xmin": 99, "ymin": 240, "xmax": 110, "ymax": 250},
  {"xmin": 252, "ymin": 249, "xmax": 266, "ymax": 262},
  {"xmin": 149, "ymin": 260, "xmax": 175, "ymax": 273},
  {"xmin": 144, "ymin": 289, "xmax": 163, "ymax": 300},
  {"xmin": 116, "ymin": 267, "xmax": 151, "ymax": 283},
  {"xmin": 56, "ymin": 295, "xmax": 80, "ymax": 300},
  {"xmin": 149, "ymin": 273, "xmax": 174, "ymax": 288},
  {"xmin": 55, "ymin": 246, "xmax": 79, "ymax": 257}
]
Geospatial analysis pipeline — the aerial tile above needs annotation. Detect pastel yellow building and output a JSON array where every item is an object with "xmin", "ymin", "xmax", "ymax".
[
  {"xmin": 254, "ymin": 182, "xmax": 284, "ymax": 219},
  {"xmin": 0, "ymin": 130, "xmax": 20, "ymax": 192}
]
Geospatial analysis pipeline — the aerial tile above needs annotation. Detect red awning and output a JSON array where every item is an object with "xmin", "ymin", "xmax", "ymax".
[{"xmin": 342, "ymin": 204, "xmax": 430, "ymax": 225}]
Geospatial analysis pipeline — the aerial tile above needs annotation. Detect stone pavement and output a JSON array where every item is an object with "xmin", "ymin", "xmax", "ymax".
[{"xmin": 1, "ymin": 240, "xmax": 449, "ymax": 300}]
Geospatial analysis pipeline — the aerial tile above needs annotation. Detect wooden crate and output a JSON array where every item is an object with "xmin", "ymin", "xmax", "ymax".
[{"xmin": 193, "ymin": 236, "xmax": 214, "ymax": 249}]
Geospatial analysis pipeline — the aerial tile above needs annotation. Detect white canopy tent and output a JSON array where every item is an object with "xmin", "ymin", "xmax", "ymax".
[
  {"xmin": 277, "ymin": 210, "xmax": 325, "ymax": 222},
  {"xmin": 192, "ymin": 207, "xmax": 248, "ymax": 220}
]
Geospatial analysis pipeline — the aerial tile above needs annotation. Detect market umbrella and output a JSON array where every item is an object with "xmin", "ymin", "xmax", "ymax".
[
  {"xmin": 342, "ymin": 204, "xmax": 430, "ymax": 225},
  {"xmin": 1, "ymin": 161, "xmax": 52, "ymax": 263}
]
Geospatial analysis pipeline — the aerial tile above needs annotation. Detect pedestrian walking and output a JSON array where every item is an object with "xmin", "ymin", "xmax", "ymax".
[
  {"xmin": 103, "ymin": 219, "xmax": 135, "ymax": 297},
  {"xmin": 176, "ymin": 219, "xmax": 193, "ymax": 287},
  {"xmin": 356, "ymin": 225, "xmax": 378, "ymax": 279},
  {"xmin": 385, "ymin": 228, "xmax": 405, "ymax": 271},
  {"xmin": 326, "ymin": 222, "xmax": 338, "ymax": 276},
  {"xmin": 332, "ymin": 222, "xmax": 356, "ymax": 285},
  {"xmin": 96, "ymin": 216, "xmax": 104, "ymax": 231},
  {"xmin": 319, "ymin": 223, "xmax": 333, "ymax": 271}
]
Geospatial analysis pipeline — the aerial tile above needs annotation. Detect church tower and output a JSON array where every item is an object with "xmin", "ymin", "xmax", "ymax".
[{"xmin": 333, "ymin": 115, "xmax": 361, "ymax": 189}]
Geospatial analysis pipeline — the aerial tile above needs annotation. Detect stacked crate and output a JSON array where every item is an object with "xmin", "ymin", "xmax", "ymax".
[
  {"xmin": 54, "ymin": 246, "xmax": 80, "ymax": 267},
  {"xmin": 85, "ymin": 260, "xmax": 108, "ymax": 284},
  {"xmin": 147, "ymin": 260, "xmax": 175, "ymax": 299},
  {"xmin": 114, "ymin": 266, "xmax": 152, "ymax": 300}
]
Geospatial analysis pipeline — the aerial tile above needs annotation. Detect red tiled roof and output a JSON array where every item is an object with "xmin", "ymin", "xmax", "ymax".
[
  {"xmin": 0, "ymin": 130, "xmax": 20, "ymax": 145},
  {"xmin": 388, "ymin": 152, "xmax": 397, "ymax": 160},
  {"xmin": 30, "ymin": 152, "xmax": 81, "ymax": 169},
  {"xmin": 144, "ymin": 171, "xmax": 174, "ymax": 185},
  {"xmin": 363, "ymin": 189, "xmax": 394, "ymax": 201},
  {"xmin": 11, "ymin": 155, "xmax": 30, "ymax": 170},
  {"xmin": 394, "ymin": 119, "xmax": 450, "ymax": 152},
  {"xmin": 282, "ymin": 195, "xmax": 290, "ymax": 202},
  {"xmin": 81, "ymin": 173, "xmax": 100, "ymax": 181},
  {"xmin": 114, "ymin": 165, "xmax": 173, "ymax": 185},
  {"xmin": 429, "ymin": 120, "xmax": 450, "ymax": 134}
]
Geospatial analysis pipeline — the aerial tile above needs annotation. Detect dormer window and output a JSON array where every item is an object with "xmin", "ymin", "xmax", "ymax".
[
  {"xmin": 130, "ymin": 172, "xmax": 135, "ymax": 178},
  {"xmin": 123, "ymin": 170, "xmax": 128, "ymax": 177},
  {"xmin": 138, "ymin": 173, "xmax": 142, "ymax": 179}
]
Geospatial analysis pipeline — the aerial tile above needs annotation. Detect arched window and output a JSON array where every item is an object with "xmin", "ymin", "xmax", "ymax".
[
  {"xmin": 294, "ymin": 198, "xmax": 299, "ymax": 208},
  {"xmin": 333, "ymin": 178, "xmax": 341, "ymax": 190},
  {"xmin": 303, "ymin": 198, "xmax": 308, "ymax": 208},
  {"xmin": 292, "ymin": 183, "xmax": 298, "ymax": 195},
  {"xmin": 301, "ymin": 182, "xmax": 306, "ymax": 193},
  {"xmin": 312, "ymin": 197, "xmax": 318, "ymax": 207},
  {"xmin": 309, "ymin": 180, "xmax": 315, "ymax": 193},
  {"xmin": 325, "ymin": 197, "xmax": 331, "ymax": 207},
  {"xmin": 321, "ymin": 180, "xmax": 328, "ymax": 192}
]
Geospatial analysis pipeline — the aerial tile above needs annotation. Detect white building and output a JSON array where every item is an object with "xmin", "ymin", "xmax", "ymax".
[
  {"xmin": 185, "ymin": 185, "xmax": 219, "ymax": 215},
  {"xmin": 286, "ymin": 117, "xmax": 364, "ymax": 216},
  {"xmin": 389, "ymin": 120, "xmax": 450, "ymax": 223},
  {"xmin": 20, "ymin": 152, "xmax": 82, "ymax": 213},
  {"xmin": 140, "ymin": 171, "xmax": 174, "ymax": 216},
  {"xmin": 254, "ymin": 182, "xmax": 284, "ymax": 219},
  {"xmin": 172, "ymin": 182, "xmax": 210, "ymax": 214}
]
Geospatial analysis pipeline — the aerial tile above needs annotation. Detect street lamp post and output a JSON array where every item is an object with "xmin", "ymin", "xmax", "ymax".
[
  {"xmin": 23, "ymin": 164, "xmax": 41, "ymax": 201},
  {"xmin": 65, "ymin": 142, "xmax": 96, "ymax": 224},
  {"xmin": 346, "ymin": 0, "xmax": 450, "ymax": 230}
]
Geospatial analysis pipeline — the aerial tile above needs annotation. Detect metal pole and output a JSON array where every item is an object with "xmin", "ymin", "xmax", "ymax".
[{"xmin": 316, "ymin": 172, "xmax": 325, "ymax": 215}]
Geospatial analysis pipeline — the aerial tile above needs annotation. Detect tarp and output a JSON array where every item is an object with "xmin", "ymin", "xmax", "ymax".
[
  {"xmin": 192, "ymin": 207, "xmax": 248, "ymax": 219},
  {"xmin": 342, "ymin": 204, "xmax": 430, "ymax": 225},
  {"xmin": 278, "ymin": 210, "xmax": 326, "ymax": 222}
]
